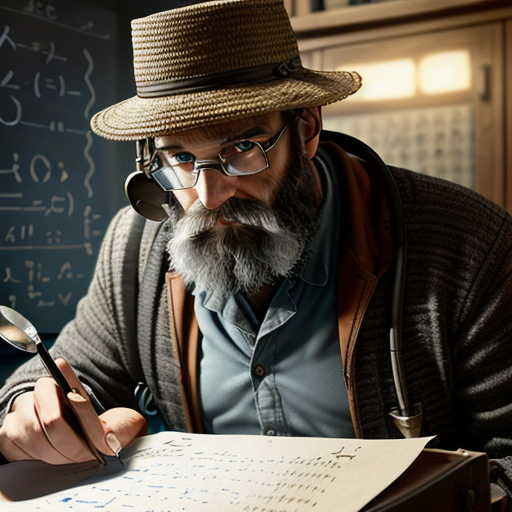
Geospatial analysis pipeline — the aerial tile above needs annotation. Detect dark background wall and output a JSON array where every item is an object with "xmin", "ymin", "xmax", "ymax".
[{"xmin": 0, "ymin": 0, "xmax": 195, "ymax": 383}]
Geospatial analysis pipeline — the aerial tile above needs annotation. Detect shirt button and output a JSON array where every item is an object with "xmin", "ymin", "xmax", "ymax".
[
  {"xmin": 253, "ymin": 365, "xmax": 266, "ymax": 378},
  {"xmin": 264, "ymin": 427, "xmax": 277, "ymax": 436}
]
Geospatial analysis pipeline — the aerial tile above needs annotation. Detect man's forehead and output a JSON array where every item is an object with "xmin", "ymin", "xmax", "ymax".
[{"xmin": 156, "ymin": 111, "xmax": 282, "ymax": 148}]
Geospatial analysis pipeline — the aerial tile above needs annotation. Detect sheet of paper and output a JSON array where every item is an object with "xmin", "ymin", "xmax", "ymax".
[{"xmin": 0, "ymin": 432, "xmax": 433, "ymax": 512}]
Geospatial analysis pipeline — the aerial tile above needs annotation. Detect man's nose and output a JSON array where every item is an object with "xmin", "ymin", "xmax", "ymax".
[{"xmin": 194, "ymin": 167, "xmax": 237, "ymax": 210}]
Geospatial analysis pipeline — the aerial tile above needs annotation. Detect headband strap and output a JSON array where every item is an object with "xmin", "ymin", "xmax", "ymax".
[{"xmin": 136, "ymin": 57, "xmax": 302, "ymax": 98}]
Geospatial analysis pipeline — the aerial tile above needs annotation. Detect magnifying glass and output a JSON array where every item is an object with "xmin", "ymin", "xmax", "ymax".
[
  {"xmin": 0, "ymin": 305, "xmax": 115, "ymax": 466},
  {"xmin": 0, "ymin": 305, "xmax": 73, "ymax": 395}
]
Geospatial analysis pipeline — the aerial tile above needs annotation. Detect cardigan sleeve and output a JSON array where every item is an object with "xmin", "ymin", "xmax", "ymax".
[
  {"xmin": 0, "ymin": 207, "xmax": 146, "ymax": 424},
  {"xmin": 386, "ymin": 167, "xmax": 512, "ymax": 508},
  {"xmin": 452, "ymin": 213, "xmax": 512, "ymax": 505}
]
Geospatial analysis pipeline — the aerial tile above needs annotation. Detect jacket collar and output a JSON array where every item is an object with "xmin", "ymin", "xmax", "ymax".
[{"xmin": 316, "ymin": 140, "xmax": 392, "ymax": 278}]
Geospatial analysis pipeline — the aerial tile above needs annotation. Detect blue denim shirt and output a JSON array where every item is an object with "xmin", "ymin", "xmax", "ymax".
[{"xmin": 194, "ymin": 158, "xmax": 354, "ymax": 437}]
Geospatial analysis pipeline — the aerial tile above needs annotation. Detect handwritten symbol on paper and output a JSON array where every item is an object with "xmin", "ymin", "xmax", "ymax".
[{"xmin": 331, "ymin": 446, "xmax": 361, "ymax": 461}]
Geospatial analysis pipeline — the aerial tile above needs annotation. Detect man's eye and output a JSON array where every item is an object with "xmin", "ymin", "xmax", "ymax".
[
  {"xmin": 234, "ymin": 140, "xmax": 256, "ymax": 153},
  {"xmin": 172, "ymin": 152, "xmax": 195, "ymax": 165},
  {"xmin": 220, "ymin": 140, "xmax": 258, "ymax": 160}
]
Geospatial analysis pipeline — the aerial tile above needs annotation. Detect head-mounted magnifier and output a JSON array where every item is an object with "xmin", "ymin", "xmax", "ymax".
[{"xmin": 125, "ymin": 140, "xmax": 171, "ymax": 222}]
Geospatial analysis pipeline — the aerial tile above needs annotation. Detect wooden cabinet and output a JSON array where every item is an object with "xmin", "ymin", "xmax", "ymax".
[
  {"xmin": 507, "ymin": 19, "xmax": 512, "ymax": 212},
  {"xmin": 292, "ymin": 0, "xmax": 512, "ymax": 210}
]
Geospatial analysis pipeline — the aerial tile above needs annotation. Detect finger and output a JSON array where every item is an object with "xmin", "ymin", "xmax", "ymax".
[
  {"xmin": 33, "ymin": 378, "xmax": 95, "ymax": 464},
  {"xmin": 0, "ymin": 388, "xmax": 89, "ymax": 465},
  {"xmin": 0, "ymin": 428, "xmax": 33, "ymax": 463},
  {"xmin": 100, "ymin": 408, "xmax": 148, "ymax": 448},
  {"xmin": 0, "ymin": 392, "xmax": 40, "ymax": 463}
]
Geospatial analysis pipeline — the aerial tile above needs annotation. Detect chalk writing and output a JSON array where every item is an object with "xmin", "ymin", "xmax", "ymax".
[{"xmin": 0, "ymin": 0, "xmax": 125, "ymax": 333}]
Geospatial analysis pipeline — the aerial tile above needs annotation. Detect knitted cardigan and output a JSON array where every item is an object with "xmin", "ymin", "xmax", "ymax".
[{"xmin": 1, "ymin": 133, "xmax": 512, "ymax": 501}]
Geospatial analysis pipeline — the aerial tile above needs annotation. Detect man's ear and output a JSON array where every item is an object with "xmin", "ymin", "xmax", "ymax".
[{"xmin": 298, "ymin": 107, "xmax": 322, "ymax": 159}]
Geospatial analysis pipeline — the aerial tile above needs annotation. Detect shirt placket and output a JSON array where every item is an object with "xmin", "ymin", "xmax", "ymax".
[{"xmin": 250, "ymin": 308, "xmax": 294, "ymax": 437}]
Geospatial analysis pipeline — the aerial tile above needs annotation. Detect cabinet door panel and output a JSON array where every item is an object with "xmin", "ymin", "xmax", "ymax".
[{"xmin": 316, "ymin": 24, "xmax": 504, "ymax": 206}]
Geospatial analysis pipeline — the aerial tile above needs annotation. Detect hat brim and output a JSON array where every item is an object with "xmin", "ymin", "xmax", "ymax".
[{"xmin": 90, "ymin": 69, "xmax": 361, "ymax": 141}]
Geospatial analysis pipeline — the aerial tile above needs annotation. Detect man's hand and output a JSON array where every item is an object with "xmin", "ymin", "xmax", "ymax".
[{"xmin": 0, "ymin": 358, "xmax": 147, "ymax": 465}]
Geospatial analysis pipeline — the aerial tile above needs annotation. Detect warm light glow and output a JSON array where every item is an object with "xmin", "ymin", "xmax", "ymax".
[
  {"xmin": 339, "ymin": 50, "xmax": 472, "ymax": 101},
  {"xmin": 418, "ymin": 51, "xmax": 471, "ymax": 94},
  {"xmin": 338, "ymin": 59, "xmax": 416, "ymax": 100}
]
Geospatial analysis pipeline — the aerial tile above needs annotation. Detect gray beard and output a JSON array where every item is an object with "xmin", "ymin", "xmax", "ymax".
[{"xmin": 166, "ymin": 152, "xmax": 320, "ymax": 298}]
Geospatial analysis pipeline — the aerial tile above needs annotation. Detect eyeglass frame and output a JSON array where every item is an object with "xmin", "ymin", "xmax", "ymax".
[{"xmin": 135, "ymin": 116, "xmax": 296, "ymax": 192}]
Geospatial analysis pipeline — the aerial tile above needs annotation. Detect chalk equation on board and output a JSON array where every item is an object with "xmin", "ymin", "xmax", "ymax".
[{"xmin": 0, "ymin": 0, "xmax": 123, "ymax": 331}]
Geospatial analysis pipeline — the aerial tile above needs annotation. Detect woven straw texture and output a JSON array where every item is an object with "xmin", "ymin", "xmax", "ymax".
[{"xmin": 91, "ymin": 0, "xmax": 362, "ymax": 141}]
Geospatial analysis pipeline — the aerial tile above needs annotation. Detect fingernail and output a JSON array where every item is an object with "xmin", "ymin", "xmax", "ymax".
[{"xmin": 105, "ymin": 432, "xmax": 122, "ymax": 455}]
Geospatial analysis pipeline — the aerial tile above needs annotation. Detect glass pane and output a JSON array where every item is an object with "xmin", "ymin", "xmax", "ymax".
[
  {"xmin": 324, "ymin": 104, "xmax": 476, "ymax": 189},
  {"xmin": 419, "ymin": 51, "xmax": 471, "ymax": 95}
]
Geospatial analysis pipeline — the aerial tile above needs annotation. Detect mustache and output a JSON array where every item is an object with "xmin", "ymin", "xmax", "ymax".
[
  {"xmin": 177, "ymin": 197, "xmax": 285, "ymax": 236},
  {"xmin": 168, "ymin": 196, "xmax": 303, "ymax": 295}
]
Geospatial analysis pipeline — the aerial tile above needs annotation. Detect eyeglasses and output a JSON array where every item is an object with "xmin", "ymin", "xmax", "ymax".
[{"xmin": 144, "ymin": 119, "xmax": 294, "ymax": 191}]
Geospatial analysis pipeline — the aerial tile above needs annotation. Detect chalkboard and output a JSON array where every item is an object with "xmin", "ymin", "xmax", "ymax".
[{"xmin": 0, "ymin": 0, "xmax": 134, "ymax": 334}]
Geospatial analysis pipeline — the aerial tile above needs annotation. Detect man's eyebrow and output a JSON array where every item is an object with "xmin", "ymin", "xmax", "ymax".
[
  {"xmin": 154, "ymin": 142, "xmax": 183, "ymax": 151},
  {"xmin": 155, "ymin": 123, "xmax": 272, "ymax": 150},
  {"xmin": 224, "ymin": 125, "xmax": 271, "ymax": 144}
]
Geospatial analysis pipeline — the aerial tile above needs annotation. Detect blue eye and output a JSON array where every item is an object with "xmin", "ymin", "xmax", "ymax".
[
  {"xmin": 234, "ymin": 140, "xmax": 256, "ymax": 153},
  {"xmin": 173, "ymin": 152, "xmax": 195, "ymax": 164}
]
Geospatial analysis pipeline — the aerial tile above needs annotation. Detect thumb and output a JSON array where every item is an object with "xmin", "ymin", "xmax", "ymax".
[{"xmin": 99, "ymin": 408, "xmax": 148, "ymax": 448}]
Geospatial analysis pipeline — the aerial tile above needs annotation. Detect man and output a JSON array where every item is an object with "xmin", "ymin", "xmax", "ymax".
[{"xmin": 0, "ymin": 0, "xmax": 511, "ymax": 503}]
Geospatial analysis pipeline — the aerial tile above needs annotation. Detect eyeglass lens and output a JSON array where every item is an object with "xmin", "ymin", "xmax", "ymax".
[
  {"xmin": 153, "ymin": 142, "xmax": 269, "ymax": 190},
  {"xmin": 149, "ymin": 118, "xmax": 293, "ymax": 191}
]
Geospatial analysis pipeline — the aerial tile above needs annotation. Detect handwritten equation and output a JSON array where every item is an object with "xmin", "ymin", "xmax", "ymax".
[
  {"xmin": 0, "ymin": 0, "xmax": 124, "ymax": 331},
  {"xmin": 0, "ymin": 432, "xmax": 432, "ymax": 512}
]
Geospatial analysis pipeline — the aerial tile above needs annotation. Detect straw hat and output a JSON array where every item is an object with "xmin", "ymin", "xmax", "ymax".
[{"xmin": 90, "ymin": 0, "xmax": 362, "ymax": 141}]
